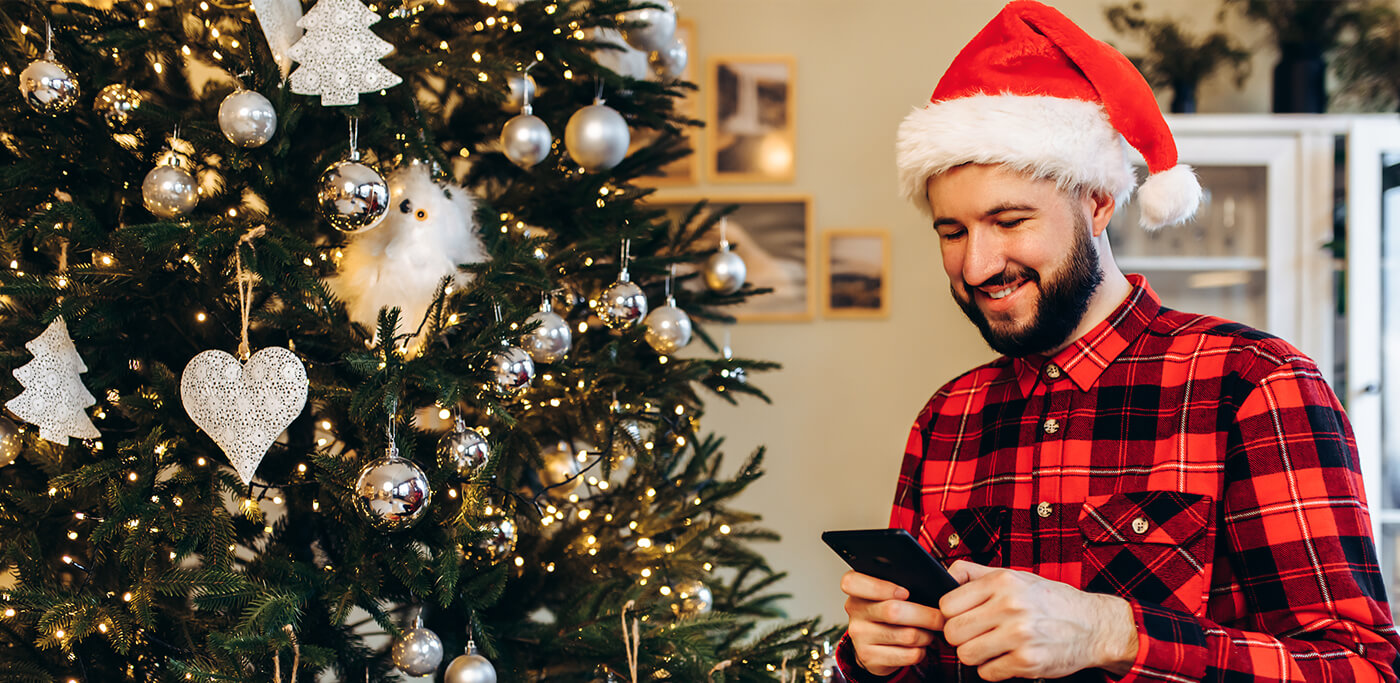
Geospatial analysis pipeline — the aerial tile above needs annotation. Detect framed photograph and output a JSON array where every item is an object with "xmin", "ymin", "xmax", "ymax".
[
  {"xmin": 822, "ymin": 229, "xmax": 891, "ymax": 318},
  {"xmin": 708, "ymin": 55, "xmax": 796, "ymax": 183},
  {"xmin": 649, "ymin": 195, "xmax": 813, "ymax": 321},
  {"xmin": 636, "ymin": 19, "xmax": 699, "ymax": 186}
]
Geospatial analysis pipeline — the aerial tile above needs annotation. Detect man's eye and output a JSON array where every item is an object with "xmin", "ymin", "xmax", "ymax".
[
  {"xmin": 997, "ymin": 218, "xmax": 1028, "ymax": 228},
  {"xmin": 939, "ymin": 229, "xmax": 965, "ymax": 240}
]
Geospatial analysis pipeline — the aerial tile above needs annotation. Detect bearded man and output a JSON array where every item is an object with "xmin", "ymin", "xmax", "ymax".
[{"xmin": 835, "ymin": 3, "xmax": 1400, "ymax": 682}]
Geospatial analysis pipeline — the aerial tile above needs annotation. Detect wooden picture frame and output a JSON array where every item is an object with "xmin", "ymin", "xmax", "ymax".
[
  {"xmin": 822, "ymin": 229, "xmax": 891, "ymax": 318},
  {"xmin": 707, "ymin": 55, "xmax": 797, "ymax": 184},
  {"xmin": 635, "ymin": 19, "xmax": 700, "ymax": 187},
  {"xmin": 648, "ymin": 194, "xmax": 813, "ymax": 321}
]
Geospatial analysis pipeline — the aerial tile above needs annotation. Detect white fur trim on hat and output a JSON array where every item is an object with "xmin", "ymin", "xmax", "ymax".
[
  {"xmin": 896, "ymin": 94, "xmax": 1135, "ymax": 215},
  {"xmin": 1136, "ymin": 164, "xmax": 1202, "ymax": 230}
]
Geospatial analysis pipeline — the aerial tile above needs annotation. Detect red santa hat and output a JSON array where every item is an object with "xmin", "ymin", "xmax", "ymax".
[{"xmin": 896, "ymin": 0, "xmax": 1201, "ymax": 230}]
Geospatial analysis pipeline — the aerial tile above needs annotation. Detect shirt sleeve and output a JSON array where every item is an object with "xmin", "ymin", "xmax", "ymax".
[{"xmin": 1111, "ymin": 362, "xmax": 1400, "ymax": 683}]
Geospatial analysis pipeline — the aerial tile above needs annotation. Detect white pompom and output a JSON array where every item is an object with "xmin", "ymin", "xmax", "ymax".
[
  {"xmin": 328, "ymin": 165, "xmax": 488, "ymax": 353},
  {"xmin": 1137, "ymin": 164, "xmax": 1202, "ymax": 231}
]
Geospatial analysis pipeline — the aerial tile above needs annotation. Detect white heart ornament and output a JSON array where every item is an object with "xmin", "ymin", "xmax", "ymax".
[{"xmin": 180, "ymin": 347, "xmax": 309, "ymax": 485}]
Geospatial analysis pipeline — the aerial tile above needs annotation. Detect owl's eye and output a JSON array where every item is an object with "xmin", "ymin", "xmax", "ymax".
[
  {"xmin": 398, "ymin": 199, "xmax": 412, "ymax": 214},
  {"xmin": 415, "ymin": 209, "xmax": 429, "ymax": 221}
]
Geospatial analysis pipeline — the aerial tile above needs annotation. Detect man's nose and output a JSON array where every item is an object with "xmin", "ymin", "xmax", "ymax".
[{"xmin": 962, "ymin": 229, "xmax": 1007, "ymax": 288}]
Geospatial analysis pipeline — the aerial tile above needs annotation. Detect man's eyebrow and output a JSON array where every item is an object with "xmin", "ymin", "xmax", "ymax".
[{"xmin": 932, "ymin": 204, "xmax": 1037, "ymax": 228}]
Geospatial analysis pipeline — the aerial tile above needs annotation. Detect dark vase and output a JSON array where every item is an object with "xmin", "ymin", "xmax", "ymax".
[
  {"xmin": 1272, "ymin": 41, "xmax": 1327, "ymax": 113},
  {"xmin": 1170, "ymin": 80, "xmax": 1197, "ymax": 114}
]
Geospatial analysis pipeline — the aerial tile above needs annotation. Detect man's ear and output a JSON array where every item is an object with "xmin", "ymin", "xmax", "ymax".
[{"xmin": 1086, "ymin": 191, "xmax": 1116, "ymax": 237}]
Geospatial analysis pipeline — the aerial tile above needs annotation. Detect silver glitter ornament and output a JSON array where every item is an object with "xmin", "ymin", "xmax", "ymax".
[
  {"xmin": 444, "ymin": 640, "xmax": 497, "ymax": 683},
  {"xmin": 0, "ymin": 416, "xmax": 21, "ymax": 467},
  {"xmin": 466, "ymin": 516, "xmax": 517, "ymax": 564},
  {"xmin": 93, "ymin": 84, "xmax": 141, "ymax": 130},
  {"xmin": 523, "ymin": 300, "xmax": 571, "ymax": 364},
  {"xmin": 488, "ymin": 344, "xmax": 535, "ymax": 398},
  {"xmin": 218, "ymin": 89, "xmax": 278, "ymax": 148},
  {"xmin": 597, "ymin": 274, "xmax": 648, "ymax": 330},
  {"xmin": 142, "ymin": 164, "xmax": 199, "ymax": 219},
  {"xmin": 19, "ymin": 56, "xmax": 79, "ymax": 115},
  {"xmin": 649, "ymin": 36, "xmax": 688, "ymax": 80},
  {"xmin": 353, "ymin": 445, "xmax": 432, "ymax": 531},
  {"xmin": 501, "ymin": 109, "xmax": 552, "ymax": 169},
  {"xmin": 317, "ymin": 156, "xmax": 389, "ymax": 232},
  {"xmin": 538, "ymin": 438, "xmax": 582, "ymax": 499},
  {"xmin": 565, "ymin": 100, "xmax": 630, "ymax": 172},
  {"xmin": 439, "ymin": 417, "xmax": 490, "ymax": 478},
  {"xmin": 505, "ymin": 72, "xmax": 536, "ymax": 111},
  {"xmin": 704, "ymin": 240, "xmax": 747, "ymax": 295},
  {"xmin": 619, "ymin": 0, "xmax": 677, "ymax": 53},
  {"xmin": 391, "ymin": 614, "xmax": 444, "ymax": 676},
  {"xmin": 669, "ymin": 578, "xmax": 713, "ymax": 618},
  {"xmin": 644, "ymin": 295, "xmax": 692, "ymax": 354}
]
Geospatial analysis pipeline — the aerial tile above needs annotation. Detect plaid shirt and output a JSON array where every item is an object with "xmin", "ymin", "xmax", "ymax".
[{"xmin": 837, "ymin": 275, "xmax": 1400, "ymax": 682}]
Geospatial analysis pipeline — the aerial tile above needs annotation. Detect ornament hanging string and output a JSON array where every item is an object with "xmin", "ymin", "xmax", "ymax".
[
  {"xmin": 234, "ymin": 226, "xmax": 267, "ymax": 361},
  {"xmin": 271, "ymin": 625, "xmax": 299, "ymax": 683},
  {"xmin": 707, "ymin": 659, "xmax": 733, "ymax": 679},
  {"xmin": 621, "ymin": 600, "xmax": 640, "ymax": 683}
]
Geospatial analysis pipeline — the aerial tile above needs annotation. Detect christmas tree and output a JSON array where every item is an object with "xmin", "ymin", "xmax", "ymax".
[{"xmin": 0, "ymin": 0, "xmax": 837, "ymax": 680}]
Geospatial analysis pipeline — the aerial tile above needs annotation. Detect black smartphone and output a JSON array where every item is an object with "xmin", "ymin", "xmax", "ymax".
[{"xmin": 822, "ymin": 528, "xmax": 960, "ymax": 607}]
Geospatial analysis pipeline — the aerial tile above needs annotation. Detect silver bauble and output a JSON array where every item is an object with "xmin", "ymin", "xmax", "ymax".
[
  {"xmin": 669, "ymin": 578, "xmax": 713, "ymax": 618},
  {"xmin": 704, "ymin": 246, "xmax": 747, "ymax": 295},
  {"xmin": 619, "ymin": 0, "xmax": 677, "ymax": 53},
  {"xmin": 0, "ymin": 416, "xmax": 21, "ymax": 467},
  {"xmin": 597, "ymin": 278, "xmax": 648, "ymax": 330},
  {"xmin": 142, "ymin": 164, "xmax": 199, "ymax": 219},
  {"xmin": 643, "ymin": 297, "xmax": 692, "ymax": 354},
  {"xmin": 93, "ymin": 83, "xmax": 141, "ymax": 130},
  {"xmin": 501, "ymin": 112, "xmax": 552, "ymax": 169},
  {"xmin": 217, "ymin": 89, "xmax": 277, "ymax": 148},
  {"xmin": 466, "ymin": 517, "xmax": 517, "ymax": 564},
  {"xmin": 649, "ymin": 37, "xmax": 689, "ymax": 80},
  {"xmin": 352, "ymin": 451, "xmax": 432, "ymax": 531},
  {"xmin": 440, "ymin": 426, "xmax": 490, "ymax": 478},
  {"xmin": 538, "ymin": 439, "xmax": 581, "ymax": 498},
  {"xmin": 391, "ymin": 624, "xmax": 445, "ymax": 676},
  {"xmin": 523, "ymin": 304, "xmax": 571, "ymax": 364},
  {"xmin": 488, "ymin": 344, "xmax": 535, "ymax": 398},
  {"xmin": 19, "ymin": 57, "xmax": 79, "ymax": 114},
  {"xmin": 444, "ymin": 642, "xmax": 497, "ymax": 683},
  {"xmin": 505, "ymin": 72, "xmax": 537, "ymax": 111},
  {"xmin": 565, "ymin": 102, "xmax": 630, "ymax": 172},
  {"xmin": 317, "ymin": 159, "xmax": 389, "ymax": 233}
]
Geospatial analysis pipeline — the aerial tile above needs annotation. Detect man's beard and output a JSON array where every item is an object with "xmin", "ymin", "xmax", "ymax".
[{"xmin": 953, "ymin": 217, "xmax": 1103, "ymax": 357}]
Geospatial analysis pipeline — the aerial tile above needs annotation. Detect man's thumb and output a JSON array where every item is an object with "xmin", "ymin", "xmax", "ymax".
[{"xmin": 947, "ymin": 559, "xmax": 994, "ymax": 584}]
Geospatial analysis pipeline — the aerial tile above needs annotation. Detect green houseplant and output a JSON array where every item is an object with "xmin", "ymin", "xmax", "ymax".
[{"xmin": 1105, "ymin": 1, "xmax": 1251, "ymax": 113}]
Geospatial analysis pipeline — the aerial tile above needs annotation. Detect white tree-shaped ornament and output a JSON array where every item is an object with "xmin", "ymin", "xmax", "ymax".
[
  {"xmin": 287, "ymin": 0, "xmax": 402, "ymax": 106},
  {"xmin": 5, "ymin": 317, "xmax": 100, "ymax": 446}
]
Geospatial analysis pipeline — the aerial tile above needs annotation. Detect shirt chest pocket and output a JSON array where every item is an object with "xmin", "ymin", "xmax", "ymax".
[
  {"xmin": 920, "ymin": 505, "xmax": 1008, "ymax": 567},
  {"xmin": 1079, "ymin": 491, "xmax": 1214, "ymax": 615}
]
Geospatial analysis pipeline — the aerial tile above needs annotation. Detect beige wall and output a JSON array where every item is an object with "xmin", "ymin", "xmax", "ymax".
[{"xmin": 659, "ymin": 0, "xmax": 1276, "ymax": 628}]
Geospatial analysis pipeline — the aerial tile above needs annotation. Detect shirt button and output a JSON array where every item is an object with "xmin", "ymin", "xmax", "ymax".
[
  {"xmin": 1043, "ymin": 418, "xmax": 1060, "ymax": 434},
  {"xmin": 947, "ymin": 533, "xmax": 960, "ymax": 548},
  {"xmin": 1132, "ymin": 517, "xmax": 1150, "ymax": 534},
  {"xmin": 1036, "ymin": 501, "xmax": 1053, "ymax": 518},
  {"xmin": 1044, "ymin": 364, "xmax": 1062, "ymax": 379}
]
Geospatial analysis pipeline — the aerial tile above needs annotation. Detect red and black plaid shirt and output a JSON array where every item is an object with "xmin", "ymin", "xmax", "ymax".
[{"xmin": 838, "ymin": 275, "xmax": 1400, "ymax": 682}]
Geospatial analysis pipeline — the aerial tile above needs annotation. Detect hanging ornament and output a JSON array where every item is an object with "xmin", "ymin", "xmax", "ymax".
[
  {"xmin": 353, "ymin": 442, "xmax": 432, "ymax": 531},
  {"xmin": 6, "ymin": 316, "xmax": 100, "ymax": 446},
  {"xmin": 504, "ymin": 71, "xmax": 536, "ymax": 111},
  {"xmin": 704, "ymin": 217, "xmax": 747, "ymax": 295},
  {"xmin": 250, "ymin": 0, "xmax": 305, "ymax": 78},
  {"xmin": 93, "ymin": 83, "xmax": 141, "ymax": 131},
  {"xmin": 444, "ymin": 639, "xmax": 497, "ymax": 683},
  {"xmin": 565, "ymin": 93, "xmax": 630, "ymax": 172},
  {"xmin": 538, "ymin": 438, "xmax": 582, "ymax": 499},
  {"xmin": 488, "ymin": 343, "xmax": 535, "ymax": 399},
  {"xmin": 218, "ymin": 88, "xmax": 278, "ymax": 148},
  {"xmin": 18, "ymin": 24, "xmax": 79, "ymax": 115},
  {"xmin": 180, "ymin": 229, "xmax": 310, "ymax": 485},
  {"xmin": 644, "ymin": 267, "xmax": 691, "ymax": 354},
  {"xmin": 597, "ymin": 240, "xmax": 648, "ymax": 330},
  {"xmin": 391, "ymin": 612, "xmax": 445, "ymax": 676},
  {"xmin": 668, "ymin": 578, "xmax": 713, "ymax": 618},
  {"xmin": 501, "ymin": 64, "xmax": 551, "ymax": 169},
  {"xmin": 318, "ymin": 118, "xmax": 389, "ymax": 232},
  {"xmin": 465, "ymin": 516, "xmax": 517, "ymax": 564},
  {"xmin": 439, "ymin": 415, "xmax": 490, "ymax": 479},
  {"xmin": 649, "ymin": 36, "xmax": 689, "ymax": 80},
  {"xmin": 619, "ymin": 0, "xmax": 678, "ymax": 53},
  {"xmin": 0, "ymin": 416, "xmax": 20, "ymax": 467},
  {"xmin": 143, "ymin": 129, "xmax": 199, "ymax": 219},
  {"xmin": 287, "ymin": 0, "xmax": 402, "ymax": 106},
  {"xmin": 522, "ymin": 295, "xmax": 571, "ymax": 364}
]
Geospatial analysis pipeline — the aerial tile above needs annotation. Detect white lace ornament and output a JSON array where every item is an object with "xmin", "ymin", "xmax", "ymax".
[
  {"xmin": 5, "ymin": 316, "xmax": 100, "ymax": 446},
  {"xmin": 180, "ymin": 347, "xmax": 308, "ymax": 486},
  {"xmin": 250, "ymin": 0, "xmax": 304, "ymax": 78},
  {"xmin": 287, "ymin": 0, "xmax": 402, "ymax": 106}
]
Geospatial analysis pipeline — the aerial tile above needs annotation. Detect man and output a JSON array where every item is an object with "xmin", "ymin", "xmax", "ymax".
[{"xmin": 837, "ymin": 2, "xmax": 1400, "ymax": 682}]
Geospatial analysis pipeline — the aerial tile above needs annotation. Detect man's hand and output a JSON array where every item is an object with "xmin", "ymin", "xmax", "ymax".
[
  {"xmin": 939, "ymin": 561, "xmax": 1139, "ymax": 681},
  {"xmin": 841, "ymin": 570, "xmax": 945, "ymax": 676}
]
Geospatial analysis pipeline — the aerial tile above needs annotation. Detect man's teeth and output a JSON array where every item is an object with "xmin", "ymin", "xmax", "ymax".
[{"xmin": 988, "ymin": 284, "xmax": 1018, "ymax": 299}]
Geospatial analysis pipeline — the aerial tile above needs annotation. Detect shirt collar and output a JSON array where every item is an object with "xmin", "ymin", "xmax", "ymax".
[{"xmin": 1012, "ymin": 274, "xmax": 1161, "ymax": 395}]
